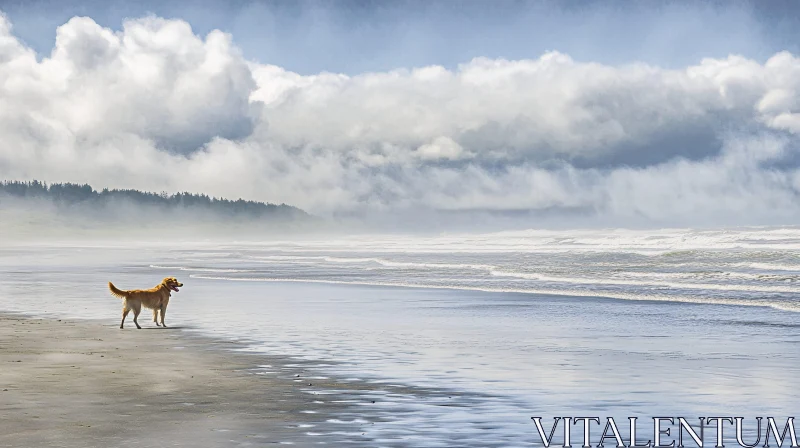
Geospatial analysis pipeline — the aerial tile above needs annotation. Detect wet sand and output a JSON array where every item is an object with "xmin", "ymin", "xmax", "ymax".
[{"xmin": 0, "ymin": 314, "xmax": 376, "ymax": 447}]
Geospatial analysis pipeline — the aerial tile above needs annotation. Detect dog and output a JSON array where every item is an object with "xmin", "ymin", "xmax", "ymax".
[{"xmin": 108, "ymin": 277, "xmax": 183, "ymax": 329}]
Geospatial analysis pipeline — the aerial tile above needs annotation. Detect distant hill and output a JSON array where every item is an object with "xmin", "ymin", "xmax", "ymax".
[{"xmin": 0, "ymin": 180, "xmax": 308, "ymax": 221}]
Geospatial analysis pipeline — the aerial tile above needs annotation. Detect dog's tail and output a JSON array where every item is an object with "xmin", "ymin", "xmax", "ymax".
[{"xmin": 108, "ymin": 282, "xmax": 129, "ymax": 299}]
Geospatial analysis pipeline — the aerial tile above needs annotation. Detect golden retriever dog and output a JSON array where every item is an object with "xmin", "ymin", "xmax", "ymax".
[{"xmin": 108, "ymin": 277, "xmax": 183, "ymax": 329}]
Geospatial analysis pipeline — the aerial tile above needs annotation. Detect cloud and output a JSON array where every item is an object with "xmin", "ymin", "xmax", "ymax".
[
  {"xmin": 1, "ymin": 15, "xmax": 257, "ymax": 155},
  {"xmin": 415, "ymin": 137, "xmax": 470, "ymax": 161},
  {"xmin": 2, "ymin": 13, "xmax": 800, "ymax": 226}
]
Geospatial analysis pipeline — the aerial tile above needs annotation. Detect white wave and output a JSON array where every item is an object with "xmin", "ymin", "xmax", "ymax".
[
  {"xmin": 489, "ymin": 270, "xmax": 800, "ymax": 293},
  {"xmin": 250, "ymin": 255, "xmax": 495, "ymax": 271},
  {"xmin": 149, "ymin": 264, "xmax": 255, "ymax": 273},
  {"xmin": 356, "ymin": 258, "xmax": 494, "ymax": 271},
  {"xmin": 187, "ymin": 274, "xmax": 800, "ymax": 313},
  {"xmin": 619, "ymin": 270, "xmax": 800, "ymax": 282},
  {"xmin": 225, "ymin": 227, "xmax": 800, "ymax": 254},
  {"xmin": 741, "ymin": 262, "xmax": 800, "ymax": 272},
  {"xmin": 247, "ymin": 258, "xmax": 800, "ymax": 286}
]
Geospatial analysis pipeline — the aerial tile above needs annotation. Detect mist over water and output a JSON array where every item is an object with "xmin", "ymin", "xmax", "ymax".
[{"xmin": 0, "ymin": 194, "xmax": 321, "ymax": 241}]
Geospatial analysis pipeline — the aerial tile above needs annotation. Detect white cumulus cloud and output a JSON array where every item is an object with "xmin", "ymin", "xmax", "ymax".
[{"xmin": 2, "ymin": 13, "xmax": 800, "ymax": 226}]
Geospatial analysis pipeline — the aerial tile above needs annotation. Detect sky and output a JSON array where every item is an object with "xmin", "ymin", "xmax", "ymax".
[{"xmin": 2, "ymin": 0, "xmax": 800, "ymax": 226}]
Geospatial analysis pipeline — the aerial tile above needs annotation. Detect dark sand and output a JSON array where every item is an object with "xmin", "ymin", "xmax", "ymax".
[{"xmin": 0, "ymin": 314, "xmax": 378, "ymax": 447}]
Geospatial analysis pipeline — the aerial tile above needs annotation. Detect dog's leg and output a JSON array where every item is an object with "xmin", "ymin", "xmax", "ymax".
[
  {"xmin": 120, "ymin": 307, "xmax": 130, "ymax": 329},
  {"xmin": 160, "ymin": 305, "xmax": 168, "ymax": 328},
  {"xmin": 132, "ymin": 306, "xmax": 142, "ymax": 330},
  {"xmin": 153, "ymin": 309, "xmax": 160, "ymax": 327}
]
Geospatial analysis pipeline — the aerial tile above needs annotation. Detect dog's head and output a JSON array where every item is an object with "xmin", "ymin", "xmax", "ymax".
[{"xmin": 162, "ymin": 277, "xmax": 183, "ymax": 293}]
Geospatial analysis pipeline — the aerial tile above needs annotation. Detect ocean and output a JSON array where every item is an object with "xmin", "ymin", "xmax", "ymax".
[{"xmin": 1, "ymin": 227, "xmax": 799, "ymax": 446}]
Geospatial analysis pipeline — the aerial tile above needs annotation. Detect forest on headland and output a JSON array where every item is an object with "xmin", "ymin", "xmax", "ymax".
[{"xmin": 0, "ymin": 180, "xmax": 308, "ymax": 221}]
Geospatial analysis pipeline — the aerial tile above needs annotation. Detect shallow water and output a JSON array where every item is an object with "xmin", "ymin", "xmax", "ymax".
[{"xmin": 1, "ymin": 227, "xmax": 799, "ymax": 446}]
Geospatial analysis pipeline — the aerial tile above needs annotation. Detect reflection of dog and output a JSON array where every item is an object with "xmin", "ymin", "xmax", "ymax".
[{"xmin": 108, "ymin": 277, "xmax": 183, "ymax": 329}]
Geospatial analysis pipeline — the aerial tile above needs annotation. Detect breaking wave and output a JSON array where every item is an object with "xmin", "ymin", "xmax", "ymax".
[{"xmin": 149, "ymin": 227, "xmax": 800, "ymax": 313}]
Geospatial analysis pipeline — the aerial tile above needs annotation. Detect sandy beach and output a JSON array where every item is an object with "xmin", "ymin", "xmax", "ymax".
[{"xmin": 0, "ymin": 313, "xmax": 377, "ymax": 447}]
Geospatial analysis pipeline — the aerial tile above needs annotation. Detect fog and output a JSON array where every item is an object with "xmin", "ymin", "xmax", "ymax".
[{"xmin": 0, "ymin": 186, "xmax": 321, "ymax": 242}]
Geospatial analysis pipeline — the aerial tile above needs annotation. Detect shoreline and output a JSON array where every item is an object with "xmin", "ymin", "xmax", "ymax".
[{"xmin": 0, "ymin": 313, "xmax": 384, "ymax": 447}]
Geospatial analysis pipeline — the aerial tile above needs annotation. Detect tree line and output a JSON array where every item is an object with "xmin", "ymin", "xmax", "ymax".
[{"xmin": 0, "ymin": 180, "xmax": 307, "ymax": 219}]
